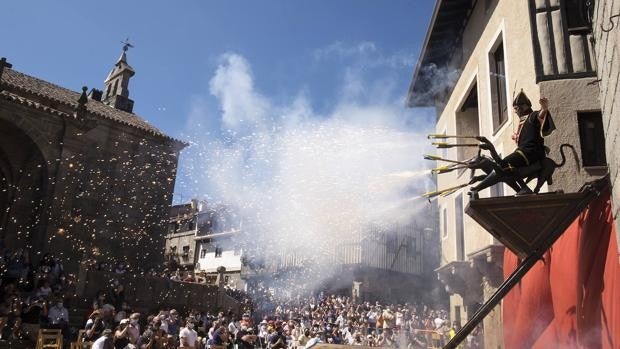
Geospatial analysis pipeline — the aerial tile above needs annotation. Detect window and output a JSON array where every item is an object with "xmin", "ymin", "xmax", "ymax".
[
  {"xmin": 564, "ymin": 0, "xmax": 593, "ymax": 33},
  {"xmin": 441, "ymin": 208, "xmax": 448, "ymax": 239},
  {"xmin": 489, "ymin": 42, "xmax": 508, "ymax": 133},
  {"xmin": 577, "ymin": 112, "xmax": 606, "ymax": 167},
  {"xmin": 215, "ymin": 246, "xmax": 223, "ymax": 258},
  {"xmin": 182, "ymin": 246, "xmax": 190, "ymax": 260},
  {"xmin": 456, "ymin": 82, "xmax": 480, "ymax": 165},
  {"xmin": 455, "ymin": 194, "xmax": 465, "ymax": 261},
  {"xmin": 200, "ymin": 247, "xmax": 207, "ymax": 259},
  {"xmin": 224, "ymin": 275, "xmax": 230, "ymax": 284}
]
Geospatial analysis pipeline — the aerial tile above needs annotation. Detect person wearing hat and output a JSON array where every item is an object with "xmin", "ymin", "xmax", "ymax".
[
  {"xmin": 258, "ymin": 319, "xmax": 269, "ymax": 347},
  {"xmin": 179, "ymin": 318, "xmax": 198, "ymax": 348},
  {"xmin": 509, "ymin": 90, "xmax": 555, "ymax": 165},
  {"xmin": 470, "ymin": 90, "xmax": 555, "ymax": 195},
  {"xmin": 114, "ymin": 319, "xmax": 131, "ymax": 349},
  {"xmin": 91, "ymin": 328, "xmax": 114, "ymax": 349}
]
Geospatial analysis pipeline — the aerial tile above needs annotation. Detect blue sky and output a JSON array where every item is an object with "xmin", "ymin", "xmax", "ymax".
[{"xmin": 1, "ymin": 1, "xmax": 436, "ymax": 202}]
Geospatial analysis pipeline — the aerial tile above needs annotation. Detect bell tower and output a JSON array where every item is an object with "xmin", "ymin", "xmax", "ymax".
[{"xmin": 103, "ymin": 40, "xmax": 135, "ymax": 113}]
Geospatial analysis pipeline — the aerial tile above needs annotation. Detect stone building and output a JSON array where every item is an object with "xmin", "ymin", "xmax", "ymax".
[
  {"xmin": 164, "ymin": 200, "xmax": 206, "ymax": 271},
  {"xmin": 164, "ymin": 201, "xmax": 245, "ymax": 288},
  {"xmin": 0, "ymin": 50, "xmax": 186, "ymax": 270},
  {"xmin": 195, "ymin": 229, "xmax": 244, "ymax": 289},
  {"xmin": 408, "ymin": 0, "xmax": 604, "ymax": 347},
  {"xmin": 592, "ymin": 0, "xmax": 620, "ymax": 249}
]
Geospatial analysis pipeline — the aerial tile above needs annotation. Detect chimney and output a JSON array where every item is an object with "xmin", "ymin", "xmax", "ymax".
[{"xmin": 88, "ymin": 88, "xmax": 103, "ymax": 101}]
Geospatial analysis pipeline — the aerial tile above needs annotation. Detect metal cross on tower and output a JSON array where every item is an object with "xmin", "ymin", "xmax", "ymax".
[{"xmin": 121, "ymin": 38, "xmax": 134, "ymax": 52}]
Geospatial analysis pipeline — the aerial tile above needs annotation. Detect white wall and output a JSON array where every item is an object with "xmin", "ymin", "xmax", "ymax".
[{"xmin": 196, "ymin": 243, "xmax": 242, "ymax": 273}]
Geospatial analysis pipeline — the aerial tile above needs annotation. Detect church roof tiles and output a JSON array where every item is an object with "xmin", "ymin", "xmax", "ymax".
[{"xmin": 1, "ymin": 68, "xmax": 186, "ymax": 146}]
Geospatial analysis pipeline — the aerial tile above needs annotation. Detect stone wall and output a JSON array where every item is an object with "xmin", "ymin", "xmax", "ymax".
[
  {"xmin": 540, "ymin": 78, "xmax": 605, "ymax": 194},
  {"xmin": 0, "ymin": 93, "xmax": 182, "ymax": 271},
  {"xmin": 593, "ymin": 0, "xmax": 620, "ymax": 250},
  {"xmin": 77, "ymin": 269, "xmax": 240, "ymax": 314}
]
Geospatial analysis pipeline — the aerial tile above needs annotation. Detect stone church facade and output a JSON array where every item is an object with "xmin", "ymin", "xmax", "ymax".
[{"xmin": 0, "ymin": 50, "xmax": 186, "ymax": 269}]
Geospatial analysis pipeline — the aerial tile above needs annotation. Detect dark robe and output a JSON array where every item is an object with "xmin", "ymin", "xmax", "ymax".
[{"xmin": 516, "ymin": 110, "xmax": 555, "ymax": 164}]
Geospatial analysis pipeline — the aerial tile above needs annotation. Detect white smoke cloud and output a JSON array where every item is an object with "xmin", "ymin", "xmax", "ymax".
[
  {"xmin": 314, "ymin": 41, "xmax": 416, "ymax": 69},
  {"xmin": 178, "ymin": 51, "xmax": 435, "ymax": 290},
  {"xmin": 313, "ymin": 41, "xmax": 377, "ymax": 60},
  {"xmin": 209, "ymin": 54, "xmax": 271, "ymax": 132}
]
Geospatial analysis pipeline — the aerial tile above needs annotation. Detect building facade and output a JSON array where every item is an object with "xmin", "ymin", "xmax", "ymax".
[
  {"xmin": 592, "ymin": 0, "xmax": 620, "ymax": 249},
  {"xmin": 0, "ymin": 51, "xmax": 186, "ymax": 270},
  {"xmin": 196, "ymin": 230, "xmax": 244, "ymax": 290},
  {"xmin": 164, "ymin": 201, "xmax": 245, "ymax": 288},
  {"xmin": 408, "ymin": 0, "xmax": 605, "ymax": 347},
  {"xmin": 165, "ymin": 200, "xmax": 206, "ymax": 270}
]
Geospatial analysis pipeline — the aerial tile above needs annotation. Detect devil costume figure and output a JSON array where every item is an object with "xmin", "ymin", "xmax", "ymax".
[
  {"xmin": 502, "ymin": 90, "xmax": 556, "ymax": 170},
  {"xmin": 468, "ymin": 90, "xmax": 555, "ymax": 197}
]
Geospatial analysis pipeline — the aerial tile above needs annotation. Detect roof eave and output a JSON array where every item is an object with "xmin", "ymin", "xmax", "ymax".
[{"xmin": 407, "ymin": 0, "xmax": 444, "ymax": 108}]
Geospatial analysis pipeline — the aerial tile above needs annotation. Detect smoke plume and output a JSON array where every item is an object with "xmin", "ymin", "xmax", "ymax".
[{"xmin": 177, "ymin": 52, "xmax": 435, "ymax": 293}]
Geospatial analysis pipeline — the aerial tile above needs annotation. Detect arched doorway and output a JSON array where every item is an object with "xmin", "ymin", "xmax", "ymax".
[{"xmin": 0, "ymin": 119, "xmax": 49, "ymax": 251}]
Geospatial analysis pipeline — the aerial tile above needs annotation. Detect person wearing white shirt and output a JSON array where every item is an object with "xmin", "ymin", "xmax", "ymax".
[
  {"xmin": 179, "ymin": 319, "xmax": 198, "ymax": 348},
  {"xmin": 434, "ymin": 315, "xmax": 445, "ymax": 330},
  {"xmin": 228, "ymin": 318, "xmax": 239, "ymax": 337},
  {"xmin": 91, "ymin": 329, "xmax": 113, "ymax": 349}
]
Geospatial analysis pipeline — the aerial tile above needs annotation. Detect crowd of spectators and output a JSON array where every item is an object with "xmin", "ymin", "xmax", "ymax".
[
  {"xmin": 1, "ymin": 248, "xmax": 481, "ymax": 349},
  {"xmin": 71, "ymin": 290, "xmax": 479, "ymax": 349},
  {"xmin": 240, "ymin": 291, "xmax": 483, "ymax": 349},
  {"xmin": 0, "ymin": 247, "xmax": 74, "ymax": 343}
]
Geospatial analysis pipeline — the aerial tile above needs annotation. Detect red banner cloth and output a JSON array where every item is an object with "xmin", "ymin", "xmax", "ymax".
[{"xmin": 503, "ymin": 189, "xmax": 620, "ymax": 349}]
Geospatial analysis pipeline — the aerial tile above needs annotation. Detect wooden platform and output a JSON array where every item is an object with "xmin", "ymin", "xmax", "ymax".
[{"xmin": 466, "ymin": 190, "xmax": 594, "ymax": 259}]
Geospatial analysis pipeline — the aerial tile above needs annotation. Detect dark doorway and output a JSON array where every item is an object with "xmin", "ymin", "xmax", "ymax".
[{"xmin": 0, "ymin": 119, "xmax": 48, "ymax": 251}]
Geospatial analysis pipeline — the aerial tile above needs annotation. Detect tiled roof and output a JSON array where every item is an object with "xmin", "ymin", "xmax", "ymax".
[
  {"xmin": 407, "ymin": 0, "xmax": 476, "ymax": 107},
  {"xmin": 1, "ymin": 68, "xmax": 186, "ymax": 146}
]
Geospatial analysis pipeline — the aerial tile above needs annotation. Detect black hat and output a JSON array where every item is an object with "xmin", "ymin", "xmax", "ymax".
[{"xmin": 512, "ymin": 89, "xmax": 532, "ymax": 107}]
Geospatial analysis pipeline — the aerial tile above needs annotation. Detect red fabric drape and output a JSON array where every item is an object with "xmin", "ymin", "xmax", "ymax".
[{"xmin": 503, "ymin": 190, "xmax": 620, "ymax": 349}]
